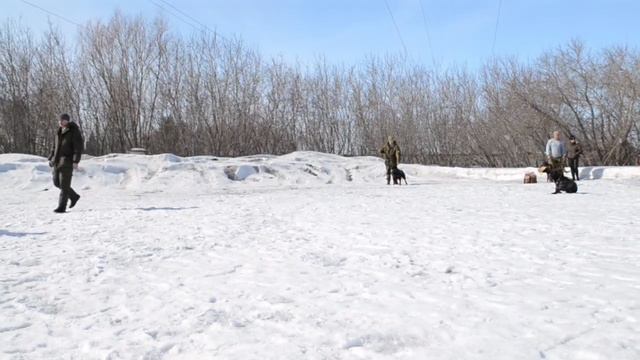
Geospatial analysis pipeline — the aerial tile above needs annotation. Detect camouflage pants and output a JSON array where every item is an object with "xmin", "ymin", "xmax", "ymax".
[
  {"xmin": 550, "ymin": 157, "xmax": 564, "ymax": 172},
  {"xmin": 52, "ymin": 167, "xmax": 79, "ymax": 210},
  {"xmin": 385, "ymin": 162, "xmax": 398, "ymax": 184}
]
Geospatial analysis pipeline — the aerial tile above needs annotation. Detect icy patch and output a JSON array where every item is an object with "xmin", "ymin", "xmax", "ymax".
[
  {"xmin": 157, "ymin": 153, "xmax": 182, "ymax": 163},
  {"xmin": 102, "ymin": 165, "xmax": 128, "ymax": 174},
  {"xmin": 0, "ymin": 163, "xmax": 18, "ymax": 173},
  {"xmin": 235, "ymin": 165, "xmax": 259, "ymax": 181}
]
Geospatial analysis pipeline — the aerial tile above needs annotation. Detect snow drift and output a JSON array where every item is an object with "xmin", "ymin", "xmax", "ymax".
[{"xmin": 1, "ymin": 152, "xmax": 639, "ymax": 192}]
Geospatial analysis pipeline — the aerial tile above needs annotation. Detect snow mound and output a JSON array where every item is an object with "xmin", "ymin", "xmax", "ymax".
[{"xmin": 1, "ymin": 151, "xmax": 638, "ymax": 192}]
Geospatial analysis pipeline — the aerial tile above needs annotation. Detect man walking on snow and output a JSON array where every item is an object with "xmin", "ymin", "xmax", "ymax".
[
  {"xmin": 380, "ymin": 135, "xmax": 401, "ymax": 185},
  {"xmin": 545, "ymin": 131, "xmax": 566, "ymax": 172},
  {"xmin": 48, "ymin": 113, "xmax": 84, "ymax": 213}
]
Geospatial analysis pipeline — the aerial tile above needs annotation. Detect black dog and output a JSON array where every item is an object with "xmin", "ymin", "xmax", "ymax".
[
  {"xmin": 539, "ymin": 162, "xmax": 577, "ymax": 194},
  {"xmin": 392, "ymin": 168, "xmax": 408, "ymax": 185}
]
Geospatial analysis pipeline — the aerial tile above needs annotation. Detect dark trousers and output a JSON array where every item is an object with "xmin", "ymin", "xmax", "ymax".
[
  {"xmin": 53, "ymin": 167, "xmax": 78, "ymax": 210},
  {"xmin": 568, "ymin": 157, "xmax": 580, "ymax": 180}
]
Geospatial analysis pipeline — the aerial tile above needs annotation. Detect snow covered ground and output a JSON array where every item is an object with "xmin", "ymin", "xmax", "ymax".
[{"xmin": 1, "ymin": 152, "xmax": 639, "ymax": 359}]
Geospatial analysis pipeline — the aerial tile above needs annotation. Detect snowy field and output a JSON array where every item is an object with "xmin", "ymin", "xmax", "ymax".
[{"xmin": 1, "ymin": 152, "xmax": 639, "ymax": 359}]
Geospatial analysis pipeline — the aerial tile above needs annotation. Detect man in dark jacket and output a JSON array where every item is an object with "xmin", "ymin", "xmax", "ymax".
[
  {"xmin": 566, "ymin": 135, "xmax": 583, "ymax": 181},
  {"xmin": 380, "ymin": 135, "xmax": 401, "ymax": 185},
  {"xmin": 48, "ymin": 114, "xmax": 84, "ymax": 213}
]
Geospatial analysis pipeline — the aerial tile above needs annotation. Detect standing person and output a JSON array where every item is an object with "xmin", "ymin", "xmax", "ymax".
[
  {"xmin": 566, "ymin": 135, "xmax": 583, "ymax": 181},
  {"xmin": 380, "ymin": 135, "xmax": 401, "ymax": 185},
  {"xmin": 545, "ymin": 131, "xmax": 566, "ymax": 172},
  {"xmin": 48, "ymin": 114, "xmax": 84, "ymax": 213}
]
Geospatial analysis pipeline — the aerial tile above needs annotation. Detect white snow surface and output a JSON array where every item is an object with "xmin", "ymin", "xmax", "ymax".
[{"xmin": 1, "ymin": 152, "xmax": 639, "ymax": 359}]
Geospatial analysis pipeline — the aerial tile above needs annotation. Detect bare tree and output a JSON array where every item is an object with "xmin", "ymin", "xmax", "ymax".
[{"xmin": 1, "ymin": 15, "xmax": 638, "ymax": 166}]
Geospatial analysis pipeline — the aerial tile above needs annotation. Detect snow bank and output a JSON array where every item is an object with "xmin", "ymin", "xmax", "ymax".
[
  {"xmin": 1, "ymin": 152, "xmax": 638, "ymax": 191},
  {"xmin": 407, "ymin": 164, "xmax": 640, "ymax": 182}
]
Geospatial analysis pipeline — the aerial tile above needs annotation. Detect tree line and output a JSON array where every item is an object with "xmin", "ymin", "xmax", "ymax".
[{"xmin": 1, "ymin": 13, "xmax": 638, "ymax": 166}]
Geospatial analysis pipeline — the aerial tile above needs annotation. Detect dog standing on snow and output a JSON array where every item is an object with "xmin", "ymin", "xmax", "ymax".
[
  {"xmin": 392, "ymin": 168, "xmax": 408, "ymax": 185},
  {"xmin": 539, "ymin": 162, "xmax": 578, "ymax": 194}
]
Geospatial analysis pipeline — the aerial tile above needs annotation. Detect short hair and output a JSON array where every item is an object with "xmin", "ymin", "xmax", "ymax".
[{"xmin": 60, "ymin": 113, "xmax": 70, "ymax": 121}]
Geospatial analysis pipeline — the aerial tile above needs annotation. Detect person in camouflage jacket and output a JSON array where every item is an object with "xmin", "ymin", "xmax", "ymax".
[{"xmin": 380, "ymin": 136, "xmax": 401, "ymax": 185}]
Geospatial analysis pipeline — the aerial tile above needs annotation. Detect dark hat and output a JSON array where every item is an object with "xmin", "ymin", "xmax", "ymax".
[
  {"xmin": 59, "ymin": 113, "xmax": 70, "ymax": 121},
  {"xmin": 569, "ymin": 135, "xmax": 576, "ymax": 140}
]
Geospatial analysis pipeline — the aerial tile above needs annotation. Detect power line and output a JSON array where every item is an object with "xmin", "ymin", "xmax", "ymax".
[
  {"xmin": 20, "ymin": 0, "xmax": 83, "ymax": 27},
  {"xmin": 418, "ymin": 0, "xmax": 436, "ymax": 67},
  {"xmin": 148, "ymin": 0, "xmax": 228, "ymax": 42},
  {"xmin": 148, "ymin": 0, "xmax": 201, "ymax": 29},
  {"xmin": 491, "ymin": 0, "xmax": 503, "ymax": 56},
  {"xmin": 383, "ymin": 0, "xmax": 408, "ymax": 56},
  {"xmin": 23, "ymin": 0, "xmax": 230, "ymax": 44},
  {"xmin": 157, "ymin": 0, "xmax": 213, "ymax": 33}
]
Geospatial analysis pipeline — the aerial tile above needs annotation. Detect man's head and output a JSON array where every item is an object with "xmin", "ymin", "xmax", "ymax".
[
  {"xmin": 553, "ymin": 131, "xmax": 561, "ymax": 141},
  {"xmin": 388, "ymin": 135, "xmax": 395, "ymax": 144},
  {"xmin": 59, "ymin": 113, "xmax": 70, "ymax": 128},
  {"xmin": 569, "ymin": 135, "xmax": 576, "ymax": 143}
]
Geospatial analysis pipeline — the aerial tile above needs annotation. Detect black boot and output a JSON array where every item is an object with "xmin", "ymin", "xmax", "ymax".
[
  {"xmin": 56, "ymin": 192, "xmax": 68, "ymax": 213},
  {"xmin": 69, "ymin": 193, "xmax": 80, "ymax": 208}
]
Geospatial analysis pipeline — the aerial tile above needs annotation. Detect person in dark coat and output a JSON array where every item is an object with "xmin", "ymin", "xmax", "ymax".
[
  {"xmin": 566, "ymin": 135, "xmax": 583, "ymax": 181},
  {"xmin": 48, "ymin": 114, "xmax": 84, "ymax": 213}
]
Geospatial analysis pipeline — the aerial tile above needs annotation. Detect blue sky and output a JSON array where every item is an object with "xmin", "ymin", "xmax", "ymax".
[{"xmin": 2, "ymin": 0, "xmax": 638, "ymax": 69}]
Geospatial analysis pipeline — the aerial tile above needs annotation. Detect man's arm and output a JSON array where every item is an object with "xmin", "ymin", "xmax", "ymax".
[
  {"xmin": 48, "ymin": 134, "xmax": 55, "ymax": 166},
  {"xmin": 72, "ymin": 129, "xmax": 84, "ymax": 164},
  {"xmin": 47, "ymin": 149, "xmax": 54, "ymax": 167},
  {"xmin": 545, "ymin": 140, "xmax": 551, "ymax": 158}
]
